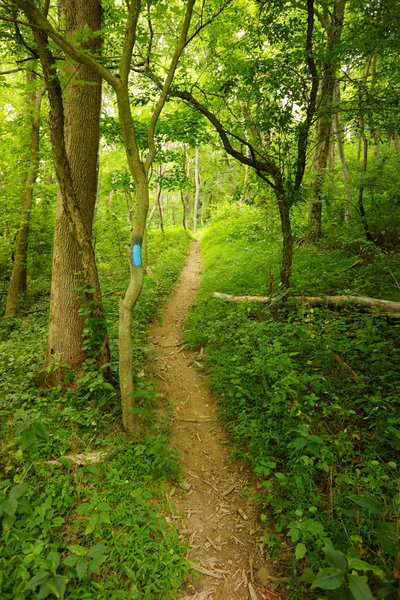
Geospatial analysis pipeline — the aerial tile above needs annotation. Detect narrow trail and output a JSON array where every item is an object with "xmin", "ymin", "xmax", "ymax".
[{"xmin": 148, "ymin": 241, "xmax": 285, "ymax": 600}]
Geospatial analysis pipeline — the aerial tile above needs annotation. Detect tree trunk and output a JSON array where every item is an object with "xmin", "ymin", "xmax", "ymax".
[
  {"xmin": 181, "ymin": 191, "xmax": 187, "ymax": 229},
  {"xmin": 369, "ymin": 55, "xmax": 381, "ymax": 163},
  {"xmin": 182, "ymin": 144, "xmax": 191, "ymax": 229},
  {"xmin": 45, "ymin": 0, "xmax": 109, "ymax": 373},
  {"xmin": 158, "ymin": 192, "xmax": 165, "ymax": 232},
  {"xmin": 193, "ymin": 146, "xmax": 200, "ymax": 234},
  {"xmin": 124, "ymin": 189, "xmax": 134, "ymax": 223},
  {"xmin": 358, "ymin": 131, "xmax": 373, "ymax": 242},
  {"xmin": 118, "ymin": 171, "xmax": 148, "ymax": 435},
  {"xmin": 334, "ymin": 82, "xmax": 352, "ymax": 223},
  {"xmin": 147, "ymin": 163, "xmax": 166, "ymax": 228},
  {"xmin": 357, "ymin": 59, "xmax": 373, "ymax": 243},
  {"xmin": 4, "ymin": 70, "xmax": 43, "ymax": 317},
  {"xmin": 213, "ymin": 292, "xmax": 400, "ymax": 316},
  {"xmin": 308, "ymin": 0, "xmax": 345, "ymax": 241},
  {"xmin": 393, "ymin": 133, "xmax": 399, "ymax": 155},
  {"xmin": 277, "ymin": 197, "xmax": 293, "ymax": 290}
]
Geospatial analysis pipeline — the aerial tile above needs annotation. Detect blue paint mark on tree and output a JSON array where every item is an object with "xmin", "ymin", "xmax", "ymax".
[{"xmin": 131, "ymin": 235, "xmax": 143, "ymax": 267}]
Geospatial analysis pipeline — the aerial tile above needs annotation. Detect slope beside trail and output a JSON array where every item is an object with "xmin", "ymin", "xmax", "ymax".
[{"xmin": 147, "ymin": 241, "xmax": 286, "ymax": 600}]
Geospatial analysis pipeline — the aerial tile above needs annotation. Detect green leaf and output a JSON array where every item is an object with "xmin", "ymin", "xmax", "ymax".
[
  {"xmin": 76, "ymin": 503, "xmax": 91, "ymax": 515},
  {"xmin": 32, "ymin": 421, "xmax": 49, "ymax": 441},
  {"xmin": 3, "ymin": 498, "xmax": 18, "ymax": 515},
  {"xmin": 89, "ymin": 554, "xmax": 106, "ymax": 574},
  {"xmin": 26, "ymin": 571, "xmax": 50, "ymax": 590},
  {"xmin": 325, "ymin": 547, "xmax": 347, "ymax": 574},
  {"xmin": 9, "ymin": 483, "xmax": 29, "ymax": 500},
  {"xmin": 348, "ymin": 574, "xmax": 374, "ymax": 600},
  {"xmin": 63, "ymin": 554, "xmax": 79, "ymax": 567},
  {"xmin": 312, "ymin": 568, "xmax": 344, "ymax": 590},
  {"xmin": 67, "ymin": 544, "xmax": 87, "ymax": 557},
  {"xmin": 295, "ymin": 542, "xmax": 307, "ymax": 559},
  {"xmin": 45, "ymin": 575, "xmax": 66, "ymax": 599},
  {"xmin": 38, "ymin": 582, "xmax": 52, "ymax": 599},
  {"xmin": 348, "ymin": 494, "xmax": 383, "ymax": 515},
  {"xmin": 87, "ymin": 543, "xmax": 107, "ymax": 559},
  {"xmin": 85, "ymin": 512, "xmax": 98, "ymax": 535},
  {"xmin": 348, "ymin": 558, "xmax": 384, "ymax": 578},
  {"xmin": 46, "ymin": 551, "xmax": 60, "ymax": 570},
  {"xmin": 76, "ymin": 557, "xmax": 87, "ymax": 580},
  {"xmin": 21, "ymin": 428, "xmax": 35, "ymax": 448}
]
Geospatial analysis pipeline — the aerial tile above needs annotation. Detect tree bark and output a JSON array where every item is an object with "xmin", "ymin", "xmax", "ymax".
[
  {"xmin": 213, "ymin": 292, "xmax": 400, "ymax": 315},
  {"xmin": 147, "ymin": 163, "xmax": 166, "ymax": 228},
  {"xmin": 4, "ymin": 70, "xmax": 43, "ymax": 317},
  {"xmin": 45, "ymin": 0, "xmax": 109, "ymax": 373},
  {"xmin": 193, "ymin": 146, "xmax": 200, "ymax": 233},
  {"xmin": 308, "ymin": 0, "xmax": 345, "ymax": 241},
  {"xmin": 369, "ymin": 55, "xmax": 380, "ymax": 163},
  {"xmin": 277, "ymin": 196, "xmax": 293, "ymax": 290},
  {"xmin": 183, "ymin": 145, "xmax": 191, "ymax": 229},
  {"xmin": 334, "ymin": 82, "xmax": 352, "ymax": 223},
  {"xmin": 357, "ymin": 60, "xmax": 373, "ymax": 243}
]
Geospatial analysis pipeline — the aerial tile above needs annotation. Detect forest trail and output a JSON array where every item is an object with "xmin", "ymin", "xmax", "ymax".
[{"xmin": 147, "ymin": 241, "xmax": 285, "ymax": 600}]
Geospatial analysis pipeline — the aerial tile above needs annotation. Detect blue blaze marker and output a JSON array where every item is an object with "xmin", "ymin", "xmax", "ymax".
[
  {"xmin": 131, "ymin": 235, "xmax": 143, "ymax": 267},
  {"xmin": 132, "ymin": 244, "xmax": 142, "ymax": 266}
]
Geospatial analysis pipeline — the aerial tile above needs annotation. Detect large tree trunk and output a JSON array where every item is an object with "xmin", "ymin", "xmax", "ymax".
[
  {"xmin": 308, "ymin": 0, "xmax": 345, "ymax": 241},
  {"xmin": 4, "ymin": 70, "xmax": 43, "ymax": 317},
  {"xmin": 45, "ymin": 0, "xmax": 109, "ymax": 372}
]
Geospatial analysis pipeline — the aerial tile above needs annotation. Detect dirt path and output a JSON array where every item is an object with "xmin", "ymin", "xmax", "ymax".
[{"xmin": 148, "ymin": 242, "xmax": 284, "ymax": 600}]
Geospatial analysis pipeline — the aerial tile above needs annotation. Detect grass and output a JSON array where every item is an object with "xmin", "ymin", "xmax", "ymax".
[
  {"xmin": 186, "ymin": 205, "xmax": 400, "ymax": 599},
  {"xmin": 0, "ymin": 227, "xmax": 191, "ymax": 600}
]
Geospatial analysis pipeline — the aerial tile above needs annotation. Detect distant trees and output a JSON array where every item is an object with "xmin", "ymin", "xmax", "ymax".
[
  {"xmin": 174, "ymin": 0, "xmax": 320, "ymax": 287},
  {"xmin": 4, "ymin": 69, "xmax": 44, "ymax": 317}
]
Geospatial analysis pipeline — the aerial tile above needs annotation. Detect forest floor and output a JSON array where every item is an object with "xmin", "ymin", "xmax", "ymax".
[{"xmin": 147, "ymin": 241, "xmax": 286, "ymax": 600}]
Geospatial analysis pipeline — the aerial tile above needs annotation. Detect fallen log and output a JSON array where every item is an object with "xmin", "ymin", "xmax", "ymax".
[{"xmin": 213, "ymin": 292, "xmax": 400, "ymax": 316}]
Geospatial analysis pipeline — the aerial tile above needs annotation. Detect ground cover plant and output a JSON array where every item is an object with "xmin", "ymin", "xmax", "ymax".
[
  {"xmin": 0, "ymin": 228, "xmax": 191, "ymax": 600},
  {"xmin": 186, "ymin": 204, "xmax": 400, "ymax": 599}
]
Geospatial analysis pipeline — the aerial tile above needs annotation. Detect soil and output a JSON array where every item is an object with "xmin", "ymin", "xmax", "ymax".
[{"xmin": 147, "ymin": 241, "xmax": 286, "ymax": 600}]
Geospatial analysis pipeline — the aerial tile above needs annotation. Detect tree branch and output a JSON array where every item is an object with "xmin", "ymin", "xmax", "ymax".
[
  {"xmin": 185, "ymin": 0, "xmax": 233, "ymax": 47},
  {"xmin": 172, "ymin": 88, "xmax": 280, "ymax": 189},
  {"xmin": 13, "ymin": 0, "xmax": 118, "ymax": 88},
  {"xmin": 119, "ymin": 0, "xmax": 141, "ymax": 85},
  {"xmin": 144, "ymin": 0, "xmax": 196, "ymax": 173},
  {"xmin": 294, "ymin": 0, "xmax": 319, "ymax": 192}
]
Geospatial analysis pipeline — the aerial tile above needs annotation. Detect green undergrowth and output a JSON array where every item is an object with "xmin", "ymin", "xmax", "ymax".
[
  {"xmin": 0, "ymin": 228, "xmax": 191, "ymax": 600},
  {"xmin": 186, "ymin": 206, "xmax": 400, "ymax": 599}
]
